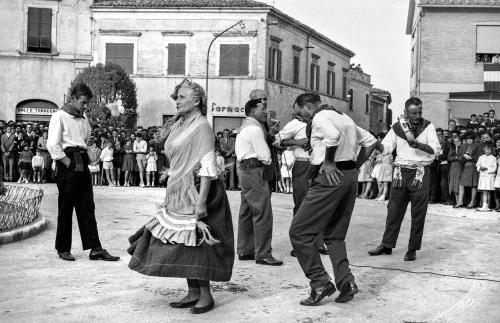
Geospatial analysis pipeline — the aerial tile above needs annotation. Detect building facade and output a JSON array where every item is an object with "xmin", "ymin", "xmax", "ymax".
[
  {"xmin": 91, "ymin": 0, "xmax": 367, "ymax": 132},
  {"xmin": 370, "ymin": 88, "xmax": 392, "ymax": 134},
  {"xmin": 407, "ymin": 0, "xmax": 500, "ymax": 127},
  {"xmin": 0, "ymin": 0, "xmax": 93, "ymax": 123}
]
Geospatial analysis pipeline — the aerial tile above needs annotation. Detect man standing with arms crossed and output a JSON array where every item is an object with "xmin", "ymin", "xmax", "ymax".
[
  {"xmin": 368, "ymin": 97, "xmax": 440, "ymax": 261},
  {"xmin": 47, "ymin": 83, "xmax": 119, "ymax": 262},
  {"xmin": 289, "ymin": 93, "xmax": 379, "ymax": 305}
]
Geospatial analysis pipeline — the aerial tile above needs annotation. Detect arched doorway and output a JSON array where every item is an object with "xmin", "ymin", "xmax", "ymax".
[{"xmin": 16, "ymin": 99, "xmax": 58, "ymax": 123}]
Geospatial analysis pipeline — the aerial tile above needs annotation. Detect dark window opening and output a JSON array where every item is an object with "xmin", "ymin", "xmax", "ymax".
[{"xmin": 27, "ymin": 7, "xmax": 52, "ymax": 53}]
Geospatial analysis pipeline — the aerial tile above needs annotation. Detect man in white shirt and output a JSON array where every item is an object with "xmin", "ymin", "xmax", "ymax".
[
  {"xmin": 274, "ymin": 114, "xmax": 329, "ymax": 256},
  {"xmin": 47, "ymin": 83, "xmax": 119, "ymax": 262},
  {"xmin": 133, "ymin": 133, "xmax": 148, "ymax": 187},
  {"xmin": 289, "ymin": 93, "xmax": 379, "ymax": 306},
  {"xmin": 235, "ymin": 98, "xmax": 283, "ymax": 266},
  {"xmin": 368, "ymin": 97, "xmax": 441, "ymax": 262}
]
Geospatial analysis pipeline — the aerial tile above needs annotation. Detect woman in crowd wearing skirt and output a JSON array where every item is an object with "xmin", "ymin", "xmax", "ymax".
[
  {"xmin": 128, "ymin": 79, "xmax": 234, "ymax": 314},
  {"xmin": 476, "ymin": 143, "xmax": 497, "ymax": 211},
  {"xmin": 121, "ymin": 139, "xmax": 135, "ymax": 187},
  {"xmin": 17, "ymin": 144, "xmax": 33, "ymax": 184},
  {"xmin": 455, "ymin": 131, "xmax": 483, "ymax": 208},
  {"xmin": 449, "ymin": 136, "xmax": 465, "ymax": 207}
]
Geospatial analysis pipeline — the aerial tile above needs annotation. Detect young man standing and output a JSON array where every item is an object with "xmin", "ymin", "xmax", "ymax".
[
  {"xmin": 235, "ymin": 99, "xmax": 283, "ymax": 266},
  {"xmin": 47, "ymin": 83, "xmax": 119, "ymax": 262},
  {"xmin": 133, "ymin": 133, "xmax": 147, "ymax": 187},
  {"xmin": 289, "ymin": 93, "xmax": 379, "ymax": 306},
  {"xmin": 368, "ymin": 97, "xmax": 441, "ymax": 262}
]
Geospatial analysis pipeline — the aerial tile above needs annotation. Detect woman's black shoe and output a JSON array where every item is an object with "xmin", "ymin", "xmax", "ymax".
[
  {"xmin": 169, "ymin": 299, "xmax": 199, "ymax": 308},
  {"xmin": 190, "ymin": 301, "xmax": 214, "ymax": 314}
]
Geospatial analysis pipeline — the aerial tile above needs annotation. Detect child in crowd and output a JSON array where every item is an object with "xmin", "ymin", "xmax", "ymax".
[
  {"xmin": 113, "ymin": 141, "xmax": 123, "ymax": 186},
  {"xmin": 100, "ymin": 140, "xmax": 116, "ymax": 186},
  {"xmin": 145, "ymin": 146, "xmax": 157, "ymax": 187},
  {"xmin": 121, "ymin": 139, "xmax": 135, "ymax": 187},
  {"xmin": 359, "ymin": 150, "xmax": 379, "ymax": 199},
  {"xmin": 87, "ymin": 141, "xmax": 101, "ymax": 186},
  {"xmin": 280, "ymin": 148, "xmax": 294, "ymax": 194},
  {"xmin": 476, "ymin": 143, "xmax": 497, "ymax": 211},
  {"xmin": 372, "ymin": 153, "xmax": 393, "ymax": 201},
  {"xmin": 32, "ymin": 149, "xmax": 44, "ymax": 184},
  {"xmin": 17, "ymin": 144, "xmax": 33, "ymax": 184}
]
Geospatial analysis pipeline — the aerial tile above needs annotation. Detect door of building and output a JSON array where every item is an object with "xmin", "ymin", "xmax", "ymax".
[
  {"xmin": 16, "ymin": 100, "xmax": 58, "ymax": 123},
  {"xmin": 213, "ymin": 116, "xmax": 245, "ymax": 134}
]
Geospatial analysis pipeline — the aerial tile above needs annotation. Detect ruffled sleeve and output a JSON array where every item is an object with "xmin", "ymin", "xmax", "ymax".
[{"xmin": 197, "ymin": 151, "xmax": 218, "ymax": 179}]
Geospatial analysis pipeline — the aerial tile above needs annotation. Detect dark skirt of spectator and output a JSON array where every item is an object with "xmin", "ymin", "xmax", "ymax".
[
  {"xmin": 448, "ymin": 161, "xmax": 463, "ymax": 194},
  {"xmin": 113, "ymin": 151, "xmax": 124, "ymax": 170},
  {"xmin": 460, "ymin": 162, "xmax": 479, "ymax": 187},
  {"xmin": 18, "ymin": 161, "xmax": 32, "ymax": 171},
  {"xmin": 127, "ymin": 179, "xmax": 234, "ymax": 282},
  {"xmin": 121, "ymin": 153, "xmax": 135, "ymax": 171}
]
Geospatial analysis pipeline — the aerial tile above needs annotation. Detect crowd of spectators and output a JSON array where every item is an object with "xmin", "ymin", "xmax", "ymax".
[{"xmin": 4, "ymin": 108, "xmax": 500, "ymax": 212}]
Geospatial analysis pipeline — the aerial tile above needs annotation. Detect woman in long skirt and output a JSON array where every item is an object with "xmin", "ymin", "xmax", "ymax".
[{"xmin": 128, "ymin": 79, "xmax": 234, "ymax": 314}]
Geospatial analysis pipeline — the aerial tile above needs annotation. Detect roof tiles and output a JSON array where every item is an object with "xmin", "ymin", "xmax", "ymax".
[
  {"xmin": 93, "ymin": 0, "xmax": 270, "ymax": 8},
  {"xmin": 419, "ymin": 0, "xmax": 500, "ymax": 7}
]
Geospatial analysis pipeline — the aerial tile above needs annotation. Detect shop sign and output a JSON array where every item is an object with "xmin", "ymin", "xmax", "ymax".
[
  {"xmin": 211, "ymin": 103, "xmax": 245, "ymax": 116},
  {"xmin": 16, "ymin": 107, "xmax": 58, "ymax": 115}
]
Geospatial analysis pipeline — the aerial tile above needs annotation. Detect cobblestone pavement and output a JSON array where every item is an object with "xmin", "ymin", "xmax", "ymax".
[{"xmin": 1, "ymin": 184, "xmax": 500, "ymax": 322}]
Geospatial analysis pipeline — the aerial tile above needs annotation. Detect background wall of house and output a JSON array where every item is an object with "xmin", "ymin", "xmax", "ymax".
[{"xmin": 0, "ymin": 0, "xmax": 92, "ymax": 121}]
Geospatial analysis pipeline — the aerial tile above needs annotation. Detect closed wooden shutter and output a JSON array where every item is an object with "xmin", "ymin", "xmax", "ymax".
[
  {"xmin": 268, "ymin": 47, "xmax": 274, "ymax": 78},
  {"xmin": 315, "ymin": 66, "xmax": 320, "ymax": 91},
  {"xmin": 327, "ymin": 71, "xmax": 331, "ymax": 95},
  {"xmin": 106, "ymin": 43, "xmax": 134, "ymax": 74},
  {"xmin": 276, "ymin": 50, "xmax": 282, "ymax": 81},
  {"xmin": 293, "ymin": 55, "xmax": 300, "ymax": 84},
  {"xmin": 167, "ymin": 43, "xmax": 186, "ymax": 75},
  {"xmin": 27, "ymin": 7, "xmax": 51, "ymax": 53},
  {"xmin": 220, "ymin": 44, "xmax": 249, "ymax": 76}
]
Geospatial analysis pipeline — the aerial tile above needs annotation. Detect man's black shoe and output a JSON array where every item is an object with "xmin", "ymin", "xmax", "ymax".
[
  {"xmin": 89, "ymin": 249, "xmax": 120, "ymax": 261},
  {"xmin": 368, "ymin": 245, "xmax": 392, "ymax": 256},
  {"xmin": 256, "ymin": 257, "xmax": 283, "ymax": 266},
  {"xmin": 404, "ymin": 249, "xmax": 416, "ymax": 261},
  {"xmin": 169, "ymin": 299, "xmax": 199, "ymax": 308},
  {"xmin": 58, "ymin": 251, "xmax": 76, "ymax": 261},
  {"xmin": 300, "ymin": 282, "xmax": 336, "ymax": 306},
  {"xmin": 190, "ymin": 301, "xmax": 215, "ymax": 314},
  {"xmin": 335, "ymin": 281, "xmax": 359, "ymax": 303},
  {"xmin": 238, "ymin": 254, "xmax": 255, "ymax": 261},
  {"xmin": 318, "ymin": 245, "xmax": 329, "ymax": 255}
]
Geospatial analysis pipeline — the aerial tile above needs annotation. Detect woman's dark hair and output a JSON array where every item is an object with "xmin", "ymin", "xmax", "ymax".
[{"xmin": 70, "ymin": 83, "xmax": 93, "ymax": 99}]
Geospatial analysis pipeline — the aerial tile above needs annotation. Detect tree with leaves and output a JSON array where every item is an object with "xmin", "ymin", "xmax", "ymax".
[{"xmin": 68, "ymin": 63, "xmax": 138, "ymax": 129}]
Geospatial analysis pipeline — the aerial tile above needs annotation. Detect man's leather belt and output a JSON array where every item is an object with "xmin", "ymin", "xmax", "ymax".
[
  {"xmin": 240, "ymin": 158, "xmax": 263, "ymax": 170},
  {"xmin": 336, "ymin": 160, "xmax": 356, "ymax": 170},
  {"xmin": 64, "ymin": 146, "xmax": 87, "ymax": 154}
]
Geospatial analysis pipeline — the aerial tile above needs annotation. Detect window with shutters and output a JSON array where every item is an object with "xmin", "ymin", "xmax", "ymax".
[
  {"xmin": 268, "ymin": 46, "xmax": 282, "ymax": 81},
  {"xmin": 349, "ymin": 89, "xmax": 354, "ymax": 110},
  {"xmin": 27, "ymin": 7, "xmax": 52, "ymax": 53},
  {"xmin": 342, "ymin": 72, "xmax": 348, "ymax": 100},
  {"xmin": 326, "ymin": 62, "xmax": 335, "ymax": 96},
  {"xmin": 292, "ymin": 46, "xmax": 302, "ymax": 85},
  {"xmin": 219, "ymin": 44, "xmax": 249, "ymax": 76},
  {"xmin": 106, "ymin": 43, "xmax": 134, "ymax": 74},
  {"xmin": 310, "ymin": 54, "xmax": 320, "ymax": 91},
  {"xmin": 167, "ymin": 43, "xmax": 186, "ymax": 75},
  {"xmin": 365, "ymin": 94, "xmax": 370, "ymax": 114}
]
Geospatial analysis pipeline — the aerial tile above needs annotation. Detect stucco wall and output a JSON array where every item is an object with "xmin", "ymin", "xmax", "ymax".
[{"xmin": 0, "ymin": 0, "xmax": 92, "ymax": 121}]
